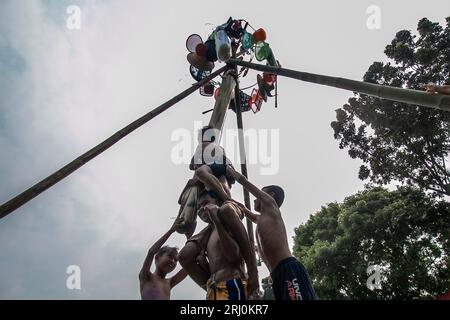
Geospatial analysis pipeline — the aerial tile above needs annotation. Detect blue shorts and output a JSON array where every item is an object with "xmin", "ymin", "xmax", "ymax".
[
  {"xmin": 206, "ymin": 163, "xmax": 235, "ymax": 185},
  {"xmin": 206, "ymin": 276, "xmax": 247, "ymax": 300}
]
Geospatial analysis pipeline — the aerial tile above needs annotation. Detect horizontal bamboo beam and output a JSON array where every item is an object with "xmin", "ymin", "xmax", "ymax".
[
  {"xmin": 227, "ymin": 59, "xmax": 450, "ymax": 112},
  {"xmin": 209, "ymin": 70, "xmax": 237, "ymax": 133}
]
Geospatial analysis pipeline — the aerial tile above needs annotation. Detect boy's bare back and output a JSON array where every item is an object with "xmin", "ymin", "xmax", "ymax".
[{"xmin": 256, "ymin": 200, "xmax": 292, "ymax": 272}]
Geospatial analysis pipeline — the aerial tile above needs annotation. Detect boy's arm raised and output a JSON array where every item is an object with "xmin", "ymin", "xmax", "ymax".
[
  {"xmin": 170, "ymin": 269, "xmax": 188, "ymax": 288},
  {"xmin": 140, "ymin": 218, "xmax": 182, "ymax": 280},
  {"xmin": 234, "ymin": 201, "xmax": 260, "ymax": 224},
  {"xmin": 227, "ymin": 166, "xmax": 276, "ymax": 206}
]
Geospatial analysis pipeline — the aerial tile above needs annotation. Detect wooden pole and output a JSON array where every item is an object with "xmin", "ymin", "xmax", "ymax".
[
  {"xmin": 234, "ymin": 79, "xmax": 258, "ymax": 245},
  {"xmin": 0, "ymin": 65, "xmax": 230, "ymax": 220},
  {"xmin": 233, "ymin": 78, "xmax": 255, "ymax": 244},
  {"xmin": 227, "ymin": 59, "xmax": 450, "ymax": 112},
  {"xmin": 231, "ymin": 48, "xmax": 259, "ymax": 293},
  {"xmin": 209, "ymin": 71, "xmax": 236, "ymax": 133},
  {"xmin": 179, "ymin": 68, "xmax": 237, "ymax": 232}
]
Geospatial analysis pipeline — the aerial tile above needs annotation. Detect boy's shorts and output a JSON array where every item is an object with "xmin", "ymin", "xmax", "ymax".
[
  {"xmin": 207, "ymin": 163, "xmax": 235, "ymax": 185},
  {"xmin": 206, "ymin": 275, "xmax": 247, "ymax": 300},
  {"xmin": 271, "ymin": 257, "xmax": 317, "ymax": 300},
  {"xmin": 207, "ymin": 163, "xmax": 227, "ymax": 178}
]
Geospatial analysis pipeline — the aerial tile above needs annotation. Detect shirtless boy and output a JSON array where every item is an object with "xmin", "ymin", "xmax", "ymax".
[
  {"xmin": 190, "ymin": 125, "xmax": 235, "ymax": 202},
  {"xmin": 139, "ymin": 218, "xmax": 188, "ymax": 300},
  {"xmin": 179, "ymin": 190, "xmax": 259, "ymax": 300},
  {"xmin": 227, "ymin": 166, "xmax": 317, "ymax": 300}
]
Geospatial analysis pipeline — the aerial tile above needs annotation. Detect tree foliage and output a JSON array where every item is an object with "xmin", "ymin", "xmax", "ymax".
[
  {"xmin": 293, "ymin": 187, "xmax": 450, "ymax": 299},
  {"xmin": 331, "ymin": 17, "xmax": 450, "ymax": 196}
]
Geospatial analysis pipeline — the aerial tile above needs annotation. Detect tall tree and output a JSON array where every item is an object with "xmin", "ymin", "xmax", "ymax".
[
  {"xmin": 331, "ymin": 17, "xmax": 450, "ymax": 196},
  {"xmin": 293, "ymin": 187, "xmax": 450, "ymax": 299}
]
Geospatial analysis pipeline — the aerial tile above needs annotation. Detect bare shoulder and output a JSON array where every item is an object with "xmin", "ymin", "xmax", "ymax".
[
  {"xmin": 261, "ymin": 194, "xmax": 278, "ymax": 207},
  {"xmin": 261, "ymin": 201, "xmax": 282, "ymax": 218}
]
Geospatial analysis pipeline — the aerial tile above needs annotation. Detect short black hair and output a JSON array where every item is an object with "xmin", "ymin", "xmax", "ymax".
[
  {"xmin": 262, "ymin": 185, "xmax": 285, "ymax": 207},
  {"xmin": 155, "ymin": 246, "xmax": 178, "ymax": 260}
]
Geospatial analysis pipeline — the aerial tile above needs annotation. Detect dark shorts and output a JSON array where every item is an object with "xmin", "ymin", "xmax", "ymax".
[
  {"xmin": 271, "ymin": 257, "xmax": 317, "ymax": 300},
  {"xmin": 207, "ymin": 163, "xmax": 235, "ymax": 185},
  {"xmin": 207, "ymin": 163, "xmax": 227, "ymax": 178}
]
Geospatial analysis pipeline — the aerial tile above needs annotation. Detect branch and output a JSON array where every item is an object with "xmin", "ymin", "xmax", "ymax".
[
  {"xmin": 420, "ymin": 158, "xmax": 447, "ymax": 191},
  {"xmin": 441, "ymin": 155, "xmax": 449, "ymax": 184},
  {"xmin": 417, "ymin": 145, "xmax": 449, "ymax": 191},
  {"xmin": 399, "ymin": 134, "xmax": 448, "ymax": 193},
  {"xmin": 404, "ymin": 172, "xmax": 447, "ymax": 195},
  {"xmin": 424, "ymin": 141, "xmax": 449, "ymax": 176}
]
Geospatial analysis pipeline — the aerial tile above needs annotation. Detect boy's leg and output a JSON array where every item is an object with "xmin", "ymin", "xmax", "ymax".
[
  {"xmin": 195, "ymin": 165, "xmax": 231, "ymax": 201},
  {"xmin": 178, "ymin": 241, "xmax": 210, "ymax": 290},
  {"xmin": 218, "ymin": 175, "xmax": 232, "ymax": 197}
]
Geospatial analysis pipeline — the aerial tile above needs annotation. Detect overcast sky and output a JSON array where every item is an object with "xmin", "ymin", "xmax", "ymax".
[{"xmin": 0, "ymin": 0, "xmax": 448, "ymax": 299}]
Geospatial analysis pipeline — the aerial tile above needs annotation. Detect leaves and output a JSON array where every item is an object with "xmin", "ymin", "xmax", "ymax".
[
  {"xmin": 331, "ymin": 17, "xmax": 450, "ymax": 197},
  {"xmin": 293, "ymin": 187, "xmax": 450, "ymax": 299}
]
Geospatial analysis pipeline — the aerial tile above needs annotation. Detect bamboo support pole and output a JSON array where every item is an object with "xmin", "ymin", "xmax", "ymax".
[
  {"xmin": 0, "ymin": 65, "xmax": 230, "ymax": 220},
  {"xmin": 227, "ymin": 59, "xmax": 450, "ymax": 111}
]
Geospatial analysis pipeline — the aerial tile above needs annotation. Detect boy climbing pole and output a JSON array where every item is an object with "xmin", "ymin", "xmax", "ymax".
[
  {"xmin": 179, "ymin": 189, "xmax": 259, "ymax": 300},
  {"xmin": 226, "ymin": 165, "xmax": 317, "ymax": 300},
  {"xmin": 190, "ymin": 125, "xmax": 236, "ymax": 202},
  {"xmin": 175, "ymin": 125, "xmax": 236, "ymax": 235}
]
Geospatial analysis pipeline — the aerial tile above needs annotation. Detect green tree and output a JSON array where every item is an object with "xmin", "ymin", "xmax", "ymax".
[
  {"xmin": 293, "ymin": 187, "xmax": 450, "ymax": 299},
  {"xmin": 331, "ymin": 17, "xmax": 450, "ymax": 196}
]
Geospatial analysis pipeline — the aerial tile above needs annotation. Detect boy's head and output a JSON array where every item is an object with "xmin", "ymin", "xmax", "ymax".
[
  {"xmin": 155, "ymin": 246, "xmax": 178, "ymax": 274},
  {"xmin": 197, "ymin": 189, "xmax": 221, "ymax": 222},
  {"xmin": 254, "ymin": 185, "xmax": 285, "ymax": 212},
  {"xmin": 198, "ymin": 125, "xmax": 217, "ymax": 143}
]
